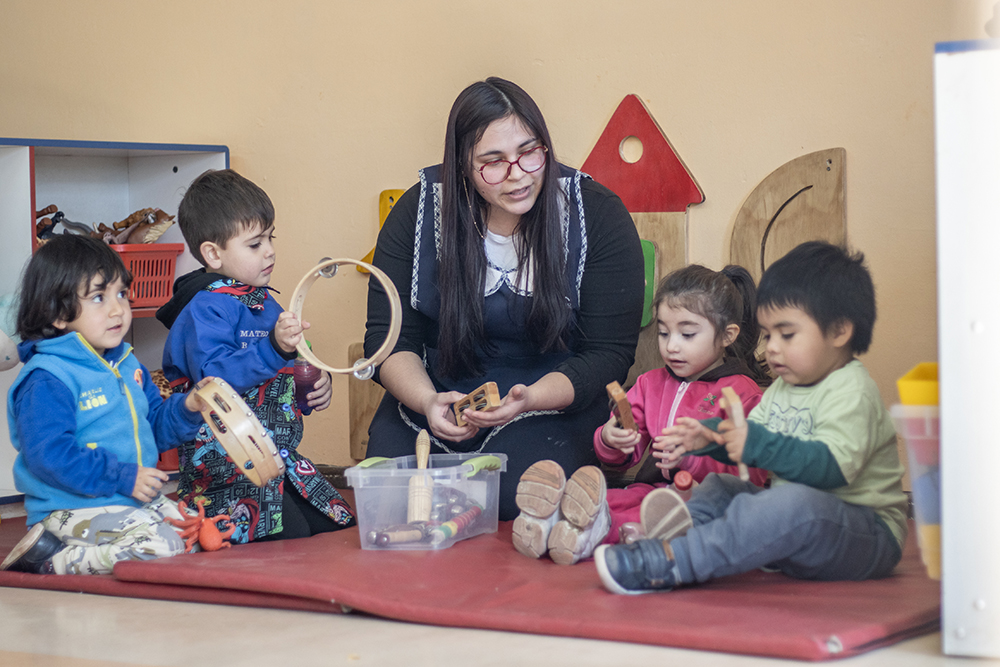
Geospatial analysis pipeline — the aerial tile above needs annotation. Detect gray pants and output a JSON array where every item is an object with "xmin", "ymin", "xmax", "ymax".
[{"xmin": 671, "ymin": 473, "xmax": 902, "ymax": 584}]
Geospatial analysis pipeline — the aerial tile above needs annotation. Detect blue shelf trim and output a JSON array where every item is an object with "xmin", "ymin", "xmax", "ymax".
[
  {"xmin": 0, "ymin": 138, "xmax": 229, "ymax": 167},
  {"xmin": 935, "ymin": 39, "xmax": 1000, "ymax": 54},
  {"xmin": 0, "ymin": 491, "xmax": 24, "ymax": 505}
]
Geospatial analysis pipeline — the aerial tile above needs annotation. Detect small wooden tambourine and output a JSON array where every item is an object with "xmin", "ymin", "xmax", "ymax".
[
  {"xmin": 195, "ymin": 378, "xmax": 285, "ymax": 488},
  {"xmin": 289, "ymin": 257, "xmax": 402, "ymax": 380},
  {"xmin": 720, "ymin": 386, "xmax": 751, "ymax": 482}
]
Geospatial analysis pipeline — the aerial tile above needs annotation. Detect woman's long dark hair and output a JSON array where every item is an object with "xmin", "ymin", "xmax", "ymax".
[{"xmin": 437, "ymin": 77, "xmax": 570, "ymax": 379}]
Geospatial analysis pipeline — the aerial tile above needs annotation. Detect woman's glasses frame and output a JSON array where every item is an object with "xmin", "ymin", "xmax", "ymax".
[{"xmin": 476, "ymin": 145, "xmax": 548, "ymax": 185}]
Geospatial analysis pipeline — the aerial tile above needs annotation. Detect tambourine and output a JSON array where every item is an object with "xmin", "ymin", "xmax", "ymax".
[
  {"xmin": 195, "ymin": 378, "xmax": 284, "ymax": 487},
  {"xmin": 289, "ymin": 257, "xmax": 402, "ymax": 380}
]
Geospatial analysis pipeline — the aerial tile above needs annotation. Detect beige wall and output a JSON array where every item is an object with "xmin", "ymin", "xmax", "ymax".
[{"xmin": 1, "ymin": 1, "xmax": 991, "ymax": 465}]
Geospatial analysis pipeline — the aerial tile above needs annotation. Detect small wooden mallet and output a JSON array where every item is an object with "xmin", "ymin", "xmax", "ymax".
[
  {"xmin": 407, "ymin": 429, "xmax": 432, "ymax": 523},
  {"xmin": 720, "ymin": 386, "xmax": 751, "ymax": 482}
]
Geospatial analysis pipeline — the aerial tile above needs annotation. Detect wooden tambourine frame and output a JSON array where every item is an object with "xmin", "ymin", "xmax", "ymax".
[
  {"xmin": 289, "ymin": 257, "xmax": 402, "ymax": 380},
  {"xmin": 195, "ymin": 378, "xmax": 284, "ymax": 488}
]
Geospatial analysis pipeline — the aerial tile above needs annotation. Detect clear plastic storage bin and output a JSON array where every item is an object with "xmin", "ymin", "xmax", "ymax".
[
  {"xmin": 345, "ymin": 452, "xmax": 507, "ymax": 550},
  {"xmin": 891, "ymin": 403, "xmax": 940, "ymax": 579}
]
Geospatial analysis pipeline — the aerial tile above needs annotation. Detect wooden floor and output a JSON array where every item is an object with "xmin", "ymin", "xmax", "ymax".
[{"xmin": 2, "ymin": 583, "xmax": 998, "ymax": 666}]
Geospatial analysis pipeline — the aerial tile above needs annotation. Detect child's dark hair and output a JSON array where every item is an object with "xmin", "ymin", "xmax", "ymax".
[
  {"xmin": 16, "ymin": 235, "xmax": 133, "ymax": 341},
  {"xmin": 757, "ymin": 241, "xmax": 875, "ymax": 353},
  {"xmin": 655, "ymin": 264, "xmax": 770, "ymax": 384},
  {"xmin": 178, "ymin": 169, "xmax": 275, "ymax": 265}
]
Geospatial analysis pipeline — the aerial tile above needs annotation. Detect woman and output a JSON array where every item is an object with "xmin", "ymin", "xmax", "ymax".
[{"xmin": 364, "ymin": 77, "xmax": 644, "ymax": 520}]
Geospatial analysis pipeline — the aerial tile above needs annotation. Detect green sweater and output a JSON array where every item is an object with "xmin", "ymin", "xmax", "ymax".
[{"xmin": 698, "ymin": 360, "xmax": 908, "ymax": 547}]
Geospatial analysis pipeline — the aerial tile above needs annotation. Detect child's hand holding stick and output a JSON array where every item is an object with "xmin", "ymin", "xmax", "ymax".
[{"xmin": 719, "ymin": 386, "xmax": 750, "ymax": 481}]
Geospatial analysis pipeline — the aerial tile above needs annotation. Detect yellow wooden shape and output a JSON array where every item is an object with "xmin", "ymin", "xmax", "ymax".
[{"xmin": 358, "ymin": 189, "xmax": 406, "ymax": 273}]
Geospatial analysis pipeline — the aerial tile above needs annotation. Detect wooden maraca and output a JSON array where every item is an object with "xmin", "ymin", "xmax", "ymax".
[{"xmin": 407, "ymin": 429, "xmax": 432, "ymax": 523}]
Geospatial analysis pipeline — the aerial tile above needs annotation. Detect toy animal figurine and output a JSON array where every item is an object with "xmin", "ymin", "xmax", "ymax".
[{"xmin": 164, "ymin": 498, "xmax": 236, "ymax": 553}]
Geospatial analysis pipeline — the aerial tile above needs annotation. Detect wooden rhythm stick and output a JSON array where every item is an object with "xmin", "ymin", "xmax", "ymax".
[
  {"xmin": 407, "ymin": 429, "xmax": 432, "ymax": 523},
  {"xmin": 453, "ymin": 382, "xmax": 501, "ymax": 427},
  {"xmin": 289, "ymin": 257, "xmax": 402, "ymax": 379},
  {"xmin": 195, "ymin": 378, "xmax": 284, "ymax": 488},
  {"xmin": 606, "ymin": 381, "xmax": 636, "ymax": 431},
  {"xmin": 720, "ymin": 386, "xmax": 750, "ymax": 482}
]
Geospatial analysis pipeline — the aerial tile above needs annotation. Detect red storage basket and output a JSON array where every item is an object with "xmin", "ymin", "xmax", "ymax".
[{"xmin": 110, "ymin": 243, "xmax": 184, "ymax": 308}]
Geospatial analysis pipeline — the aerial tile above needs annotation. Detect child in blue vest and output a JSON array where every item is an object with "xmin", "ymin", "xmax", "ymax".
[
  {"xmin": 157, "ymin": 169, "xmax": 355, "ymax": 543},
  {"xmin": 1, "ymin": 235, "xmax": 210, "ymax": 575}
]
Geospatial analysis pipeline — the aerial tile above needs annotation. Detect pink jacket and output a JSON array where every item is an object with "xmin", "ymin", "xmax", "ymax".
[{"xmin": 594, "ymin": 364, "xmax": 768, "ymax": 486}]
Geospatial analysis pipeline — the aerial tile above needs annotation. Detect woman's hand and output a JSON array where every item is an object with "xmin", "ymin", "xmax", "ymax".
[
  {"xmin": 600, "ymin": 415, "xmax": 639, "ymax": 456},
  {"xmin": 459, "ymin": 383, "xmax": 530, "ymax": 429},
  {"xmin": 422, "ymin": 390, "xmax": 480, "ymax": 442}
]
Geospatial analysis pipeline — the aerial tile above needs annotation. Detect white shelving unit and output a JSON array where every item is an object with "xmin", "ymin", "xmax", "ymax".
[
  {"xmin": 0, "ymin": 138, "xmax": 229, "ymax": 498},
  {"xmin": 934, "ymin": 40, "xmax": 1000, "ymax": 658}
]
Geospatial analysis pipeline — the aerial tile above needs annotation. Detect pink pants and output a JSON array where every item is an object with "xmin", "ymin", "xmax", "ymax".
[{"xmin": 604, "ymin": 482, "xmax": 663, "ymax": 545}]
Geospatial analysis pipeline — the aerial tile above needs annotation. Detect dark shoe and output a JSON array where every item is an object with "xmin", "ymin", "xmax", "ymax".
[
  {"xmin": 594, "ymin": 538, "xmax": 679, "ymax": 594},
  {"xmin": 1, "ymin": 523, "xmax": 61, "ymax": 574}
]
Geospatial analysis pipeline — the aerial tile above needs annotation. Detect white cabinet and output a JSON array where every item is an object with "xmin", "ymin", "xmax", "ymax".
[
  {"xmin": 934, "ymin": 41, "xmax": 1000, "ymax": 658},
  {"xmin": 0, "ymin": 138, "xmax": 228, "ymax": 497}
]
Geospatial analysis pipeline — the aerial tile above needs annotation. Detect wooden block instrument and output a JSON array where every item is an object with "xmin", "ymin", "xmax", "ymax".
[
  {"xmin": 453, "ymin": 382, "xmax": 501, "ymax": 427},
  {"xmin": 407, "ymin": 429, "xmax": 432, "ymax": 523},
  {"xmin": 720, "ymin": 386, "xmax": 750, "ymax": 482},
  {"xmin": 606, "ymin": 381, "xmax": 636, "ymax": 431}
]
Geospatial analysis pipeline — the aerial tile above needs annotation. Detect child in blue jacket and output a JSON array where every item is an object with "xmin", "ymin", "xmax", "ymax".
[
  {"xmin": 157, "ymin": 169, "xmax": 355, "ymax": 543},
  {"xmin": 1, "ymin": 235, "xmax": 209, "ymax": 575}
]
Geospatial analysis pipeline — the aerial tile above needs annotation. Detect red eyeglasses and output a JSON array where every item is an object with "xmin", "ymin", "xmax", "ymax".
[{"xmin": 477, "ymin": 145, "xmax": 548, "ymax": 185}]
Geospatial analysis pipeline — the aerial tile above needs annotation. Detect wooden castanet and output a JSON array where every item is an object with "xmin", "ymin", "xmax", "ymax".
[
  {"xmin": 720, "ymin": 386, "xmax": 750, "ymax": 482},
  {"xmin": 453, "ymin": 382, "xmax": 501, "ymax": 427},
  {"xmin": 407, "ymin": 429, "xmax": 432, "ymax": 523},
  {"xmin": 606, "ymin": 381, "xmax": 636, "ymax": 431},
  {"xmin": 194, "ymin": 378, "xmax": 284, "ymax": 487}
]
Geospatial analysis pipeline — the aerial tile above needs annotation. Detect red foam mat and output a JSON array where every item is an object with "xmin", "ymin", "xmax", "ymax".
[{"xmin": 1, "ymin": 516, "xmax": 939, "ymax": 660}]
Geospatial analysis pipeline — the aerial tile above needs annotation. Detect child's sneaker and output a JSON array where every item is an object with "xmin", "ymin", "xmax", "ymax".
[
  {"xmin": 640, "ymin": 487, "xmax": 692, "ymax": 541},
  {"xmin": 547, "ymin": 465, "xmax": 610, "ymax": 565},
  {"xmin": 512, "ymin": 460, "xmax": 566, "ymax": 558},
  {"xmin": 0, "ymin": 523, "xmax": 62, "ymax": 574},
  {"xmin": 594, "ymin": 539, "xmax": 680, "ymax": 594}
]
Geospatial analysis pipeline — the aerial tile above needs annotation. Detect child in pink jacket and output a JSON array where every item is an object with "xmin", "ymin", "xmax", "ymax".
[{"xmin": 513, "ymin": 264, "xmax": 770, "ymax": 564}]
